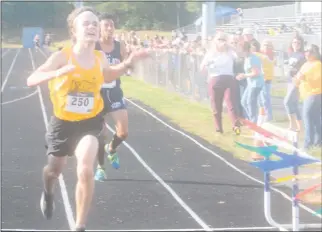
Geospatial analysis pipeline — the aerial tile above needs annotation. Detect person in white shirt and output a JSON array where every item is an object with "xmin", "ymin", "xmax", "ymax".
[{"xmin": 200, "ymin": 32, "xmax": 241, "ymax": 134}]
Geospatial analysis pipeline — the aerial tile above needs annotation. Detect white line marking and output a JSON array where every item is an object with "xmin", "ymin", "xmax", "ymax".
[
  {"xmin": 125, "ymin": 98, "xmax": 322, "ymax": 219},
  {"xmin": 1, "ymin": 90, "xmax": 38, "ymax": 105},
  {"xmin": 2, "ymin": 48, "xmax": 10, "ymax": 58},
  {"xmin": 1, "ymin": 49, "xmax": 20, "ymax": 93},
  {"xmin": 38, "ymin": 47, "xmax": 48, "ymax": 57},
  {"xmin": 105, "ymin": 123, "xmax": 211, "ymax": 231},
  {"xmin": 28, "ymin": 48, "xmax": 76, "ymax": 230},
  {"xmin": 1, "ymin": 226, "xmax": 277, "ymax": 231}
]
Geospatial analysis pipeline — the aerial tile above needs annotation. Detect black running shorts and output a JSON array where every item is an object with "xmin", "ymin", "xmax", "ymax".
[
  {"xmin": 45, "ymin": 115, "xmax": 104, "ymax": 157},
  {"xmin": 100, "ymin": 87, "xmax": 127, "ymax": 115}
]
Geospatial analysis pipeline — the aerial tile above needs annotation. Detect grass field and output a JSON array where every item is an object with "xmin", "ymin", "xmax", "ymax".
[
  {"xmin": 122, "ymin": 78, "xmax": 255, "ymax": 161},
  {"xmin": 121, "ymin": 77, "xmax": 321, "ymax": 161},
  {"xmin": 1, "ymin": 43, "xmax": 22, "ymax": 48}
]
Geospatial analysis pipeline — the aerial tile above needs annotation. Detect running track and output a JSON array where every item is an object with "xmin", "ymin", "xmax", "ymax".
[{"xmin": 1, "ymin": 48, "xmax": 321, "ymax": 231}]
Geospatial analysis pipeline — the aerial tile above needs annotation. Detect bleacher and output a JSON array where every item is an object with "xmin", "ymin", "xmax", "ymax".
[
  {"xmin": 217, "ymin": 14, "xmax": 321, "ymax": 35},
  {"xmin": 176, "ymin": 9, "xmax": 321, "ymax": 42}
]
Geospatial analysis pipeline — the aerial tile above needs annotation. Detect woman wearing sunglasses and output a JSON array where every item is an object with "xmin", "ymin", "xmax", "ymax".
[
  {"xmin": 293, "ymin": 44, "xmax": 321, "ymax": 150},
  {"xmin": 200, "ymin": 32, "xmax": 240, "ymax": 134},
  {"xmin": 284, "ymin": 34, "xmax": 306, "ymax": 132}
]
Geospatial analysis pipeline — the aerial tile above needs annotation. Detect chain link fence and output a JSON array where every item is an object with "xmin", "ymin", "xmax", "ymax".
[
  {"xmin": 131, "ymin": 34, "xmax": 321, "ymax": 113},
  {"xmin": 133, "ymin": 50, "xmax": 209, "ymax": 104},
  {"xmin": 132, "ymin": 50, "xmax": 286, "ymax": 107}
]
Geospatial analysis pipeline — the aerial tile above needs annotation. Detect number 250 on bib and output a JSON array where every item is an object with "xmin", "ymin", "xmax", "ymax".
[{"xmin": 65, "ymin": 92, "xmax": 94, "ymax": 114}]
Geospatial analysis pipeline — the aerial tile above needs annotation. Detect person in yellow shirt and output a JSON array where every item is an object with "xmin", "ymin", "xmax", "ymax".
[
  {"xmin": 26, "ymin": 7, "xmax": 148, "ymax": 231},
  {"xmin": 293, "ymin": 44, "xmax": 321, "ymax": 150},
  {"xmin": 257, "ymin": 39, "xmax": 275, "ymax": 122}
]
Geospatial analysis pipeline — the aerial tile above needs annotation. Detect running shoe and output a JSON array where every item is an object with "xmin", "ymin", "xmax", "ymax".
[
  {"xmin": 94, "ymin": 167, "xmax": 107, "ymax": 181},
  {"xmin": 105, "ymin": 144, "xmax": 120, "ymax": 169},
  {"xmin": 40, "ymin": 191, "xmax": 55, "ymax": 220},
  {"xmin": 233, "ymin": 126, "xmax": 241, "ymax": 135}
]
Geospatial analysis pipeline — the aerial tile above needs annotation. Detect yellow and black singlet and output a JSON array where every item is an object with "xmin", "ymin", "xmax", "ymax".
[{"xmin": 48, "ymin": 47, "xmax": 104, "ymax": 121}]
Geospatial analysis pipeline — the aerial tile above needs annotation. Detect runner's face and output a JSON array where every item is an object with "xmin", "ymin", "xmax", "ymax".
[
  {"xmin": 73, "ymin": 11, "xmax": 99, "ymax": 42},
  {"xmin": 100, "ymin": 19, "xmax": 115, "ymax": 39}
]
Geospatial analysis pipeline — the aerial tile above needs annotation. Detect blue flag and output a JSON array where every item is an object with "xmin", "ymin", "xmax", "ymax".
[{"xmin": 250, "ymin": 151, "xmax": 319, "ymax": 172}]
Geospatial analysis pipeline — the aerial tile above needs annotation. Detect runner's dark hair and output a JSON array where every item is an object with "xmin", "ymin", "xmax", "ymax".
[{"xmin": 99, "ymin": 13, "xmax": 115, "ymax": 22}]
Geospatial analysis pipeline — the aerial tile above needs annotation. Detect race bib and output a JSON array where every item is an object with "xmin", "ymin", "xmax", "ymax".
[{"xmin": 65, "ymin": 92, "xmax": 94, "ymax": 114}]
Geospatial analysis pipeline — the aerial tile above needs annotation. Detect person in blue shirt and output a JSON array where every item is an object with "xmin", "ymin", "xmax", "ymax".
[
  {"xmin": 236, "ymin": 41, "xmax": 264, "ymax": 123},
  {"xmin": 283, "ymin": 34, "xmax": 306, "ymax": 132}
]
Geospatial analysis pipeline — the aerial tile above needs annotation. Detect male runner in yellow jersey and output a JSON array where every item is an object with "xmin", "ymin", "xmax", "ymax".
[{"xmin": 27, "ymin": 7, "xmax": 148, "ymax": 231}]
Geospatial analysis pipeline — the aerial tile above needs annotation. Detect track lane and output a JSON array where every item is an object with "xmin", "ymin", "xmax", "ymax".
[{"xmin": 1, "ymin": 49, "xmax": 70, "ymax": 230}]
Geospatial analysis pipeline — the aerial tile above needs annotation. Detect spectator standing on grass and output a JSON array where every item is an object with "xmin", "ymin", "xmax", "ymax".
[
  {"xmin": 229, "ymin": 33, "xmax": 246, "ymax": 119},
  {"xmin": 283, "ymin": 34, "xmax": 306, "ymax": 132},
  {"xmin": 293, "ymin": 44, "xmax": 322, "ymax": 150},
  {"xmin": 236, "ymin": 41, "xmax": 264, "ymax": 124},
  {"xmin": 200, "ymin": 31, "xmax": 240, "ymax": 134},
  {"xmin": 249, "ymin": 39, "xmax": 275, "ymax": 160},
  {"xmin": 251, "ymin": 39, "xmax": 275, "ymax": 123}
]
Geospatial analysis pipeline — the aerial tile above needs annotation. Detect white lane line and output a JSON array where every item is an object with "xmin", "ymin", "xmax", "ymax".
[
  {"xmin": 104, "ymin": 123, "xmax": 211, "ymax": 231},
  {"xmin": 1, "ymin": 90, "xmax": 38, "ymax": 105},
  {"xmin": 38, "ymin": 47, "xmax": 47, "ymax": 57},
  {"xmin": 1, "ymin": 49, "xmax": 20, "ymax": 93},
  {"xmin": 28, "ymin": 48, "xmax": 76, "ymax": 230},
  {"xmin": 2, "ymin": 48, "xmax": 11, "ymax": 58},
  {"xmin": 125, "ymin": 98, "xmax": 322, "ymax": 219},
  {"xmin": 1, "ymin": 226, "xmax": 277, "ymax": 231}
]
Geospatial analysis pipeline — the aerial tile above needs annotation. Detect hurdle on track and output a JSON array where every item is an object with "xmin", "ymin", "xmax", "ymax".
[{"xmin": 254, "ymin": 123, "xmax": 321, "ymax": 231}]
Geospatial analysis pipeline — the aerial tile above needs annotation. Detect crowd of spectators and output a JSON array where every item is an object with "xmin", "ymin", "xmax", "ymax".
[{"xmin": 115, "ymin": 29, "xmax": 321, "ymax": 156}]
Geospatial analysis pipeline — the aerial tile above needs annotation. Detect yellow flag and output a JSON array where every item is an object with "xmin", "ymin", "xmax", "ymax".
[{"xmin": 272, "ymin": 173, "xmax": 322, "ymax": 183}]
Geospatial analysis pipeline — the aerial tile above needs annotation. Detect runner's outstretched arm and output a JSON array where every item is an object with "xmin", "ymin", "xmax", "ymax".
[
  {"xmin": 26, "ymin": 51, "xmax": 72, "ymax": 87},
  {"xmin": 101, "ymin": 50, "xmax": 148, "ymax": 83},
  {"xmin": 100, "ymin": 52, "xmax": 130, "ymax": 83}
]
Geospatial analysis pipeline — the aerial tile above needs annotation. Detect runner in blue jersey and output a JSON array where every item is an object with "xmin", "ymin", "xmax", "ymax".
[{"xmin": 94, "ymin": 14, "xmax": 128, "ymax": 181}]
